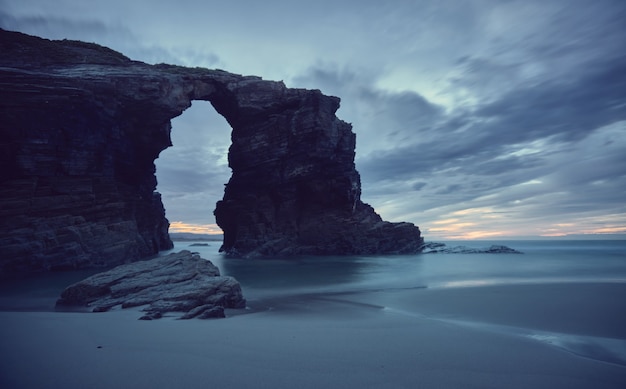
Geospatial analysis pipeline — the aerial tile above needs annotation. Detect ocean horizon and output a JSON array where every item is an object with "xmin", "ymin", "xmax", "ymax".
[
  {"xmin": 2, "ymin": 239, "xmax": 625, "ymax": 312},
  {"xmin": 163, "ymin": 239, "xmax": 626, "ymax": 294}
]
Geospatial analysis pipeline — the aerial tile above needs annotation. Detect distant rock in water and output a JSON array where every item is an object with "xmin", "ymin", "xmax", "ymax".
[
  {"xmin": 55, "ymin": 250, "xmax": 246, "ymax": 319},
  {"xmin": 189, "ymin": 243, "xmax": 210, "ymax": 247},
  {"xmin": 0, "ymin": 29, "xmax": 423, "ymax": 273},
  {"xmin": 421, "ymin": 242, "xmax": 523, "ymax": 254}
]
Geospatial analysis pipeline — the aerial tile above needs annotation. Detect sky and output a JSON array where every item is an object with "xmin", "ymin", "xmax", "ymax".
[{"xmin": 2, "ymin": 0, "xmax": 625, "ymax": 240}]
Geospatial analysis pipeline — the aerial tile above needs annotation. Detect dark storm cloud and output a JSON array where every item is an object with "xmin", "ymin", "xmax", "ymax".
[
  {"xmin": 0, "ymin": 11, "xmax": 129, "ymax": 43},
  {"xmin": 294, "ymin": 49, "xmax": 626, "ymax": 225},
  {"xmin": 359, "ymin": 51, "xmax": 626, "ymax": 184},
  {"xmin": 0, "ymin": 11, "xmax": 221, "ymax": 67},
  {"xmin": 347, "ymin": 5, "xmax": 626, "ymax": 231},
  {"xmin": 412, "ymin": 182, "xmax": 427, "ymax": 191},
  {"xmin": 476, "ymin": 55, "xmax": 626, "ymax": 142},
  {"xmin": 435, "ymin": 184, "xmax": 462, "ymax": 195},
  {"xmin": 528, "ymin": 1, "xmax": 626, "ymax": 59},
  {"xmin": 156, "ymin": 167, "xmax": 229, "ymax": 194},
  {"xmin": 358, "ymin": 89, "xmax": 443, "ymax": 132}
]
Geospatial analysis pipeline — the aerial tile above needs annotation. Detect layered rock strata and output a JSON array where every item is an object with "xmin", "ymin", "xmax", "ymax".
[
  {"xmin": 56, "ymin": 250, "xmax": 246, "ymax": 319},
  {"xmin": 0, "ymin": 29, "xmax": 423, "ymax": 273}
]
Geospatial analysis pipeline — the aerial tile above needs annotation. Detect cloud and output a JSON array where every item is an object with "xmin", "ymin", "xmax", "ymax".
[
  {"xmin": 2, "ymin": 0, "xmax": 624, "ymax": 238},
  {"xmin": 0, "ymin": 10, "xmax": 222, "ymax": 67},
  {"xmin": 378, "ymin": 121, "xmax": 626, "ymax": 238},
  {"xmin": 293, "ymin": 64, "xmax": 446, "ymax": 155},
  {"xmin": 0, "ymin": 11, "xmax": 132, "ymax": 46},
  {"xmin": 290, "ymin": 15, "xmax": 626, "ymax": 239},
  {"xmin": 412, "ymin": 182, "xmax": 427, "ymax": 191},
  {"xmin": 156, "ymin": 101, "xmax": 232, "ymax": 224},
  {"xmin": 475, "ymin": 55, "xmax": 626, "ymax": 142},
  {"xmin": 358, "ymin": 50, "xmax": 626, "ymax": 182},
  {"xmin": 157, "ymin": 167, "xmax": 228, "ymax": 193}
]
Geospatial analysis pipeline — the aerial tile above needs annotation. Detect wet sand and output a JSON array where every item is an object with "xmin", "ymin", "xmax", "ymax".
[{"xmin": 1, "ymin": 281, "xmax": 625, "ymax": 388}]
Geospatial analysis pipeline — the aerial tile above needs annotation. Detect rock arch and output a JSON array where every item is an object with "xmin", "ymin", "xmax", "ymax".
[{"xmin": 0, "ymin": 29, "xmax": 423, "ymax": 272}]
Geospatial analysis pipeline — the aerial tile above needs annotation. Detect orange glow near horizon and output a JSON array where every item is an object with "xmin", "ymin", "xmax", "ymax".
[
  {"xmin": 169, "ymin": 221, "xmax": 223, "ymax": 235},
  {"xmin": 426, "ymin": 228, "xmax": 509, "ymax": 240},
  {"xmin": 538, "ymin": 216, "xmax": 626, "ymax": 237},
  {"xmin": 578, "ymin": 226, "xmax": 626, "ymax": 234},
  {"xmin": 169, "ymin": 212, "xmax": 625, "ymax": 240},
  {"xmin": 424, "ymin": 211, "xmax": 626, "ymax": 240}
]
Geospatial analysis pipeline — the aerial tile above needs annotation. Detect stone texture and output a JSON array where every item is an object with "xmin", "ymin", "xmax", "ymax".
[
  {"xmin": 421, "ymin": 242, "xmax": 523, "ymax": 254},
  {"xmin": 55, "ymin": 250, "xmax": 246, "ymax": 319},
  {"xmin": 0, "ymin": 29, "xmax": 423, "ymax": 273}
]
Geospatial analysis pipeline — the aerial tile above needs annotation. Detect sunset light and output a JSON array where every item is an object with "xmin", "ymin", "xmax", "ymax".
[{"xmin": 169, "ymin": 221, "xmax": 223, "ymax": 235}]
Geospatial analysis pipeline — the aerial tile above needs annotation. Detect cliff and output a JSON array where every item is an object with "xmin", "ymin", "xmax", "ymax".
[{"xmin": 0, "ymin": 29, "xmax": 423, "ymax": 273}]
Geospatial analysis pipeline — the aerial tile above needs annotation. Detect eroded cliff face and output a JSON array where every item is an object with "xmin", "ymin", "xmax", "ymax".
[
  {"xmin": 0, "ymin": 29, "xmax": 423, "ymax": 272},
  {"xmin": 212, "ymin": 80, "xmax": 423, "ymax": 256}
]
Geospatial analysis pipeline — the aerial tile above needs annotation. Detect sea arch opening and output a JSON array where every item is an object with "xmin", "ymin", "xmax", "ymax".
[{"xmin": 155, "ymin": 100, "xmax": 232, "ymax": 239}]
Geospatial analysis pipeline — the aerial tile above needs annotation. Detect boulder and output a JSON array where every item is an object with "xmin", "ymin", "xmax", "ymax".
[{"xmin": 56, "ymin": 250, "xmax": 246, "ymax": 319}]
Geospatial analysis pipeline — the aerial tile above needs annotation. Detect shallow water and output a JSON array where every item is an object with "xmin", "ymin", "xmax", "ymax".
[
  {"xmin": 166, "ymin": 240, "xmax": 626, "ymax": 295},
  {"xmin": 1, "ymin": 240, "xmax": 624, "ymax": 311},
  {"xmin": 2, "ymin": 239, "xmax": 626, "ymax": 373},
  {"xmin": 167, "ymin": 240, "xmax": 626, "ymax": 368}
]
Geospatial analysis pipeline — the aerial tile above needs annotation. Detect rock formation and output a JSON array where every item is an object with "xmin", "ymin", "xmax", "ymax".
[
  {"xmin": 56, "ymin": 250, "xmax": 246, "ymax": 319},
  {"xmin": 421, "ymin": 242, "xmax": 523, "ymax": 254},
  {"xmin": 0, "ymin": 29, "xmax": 423, "ymax": 273}
]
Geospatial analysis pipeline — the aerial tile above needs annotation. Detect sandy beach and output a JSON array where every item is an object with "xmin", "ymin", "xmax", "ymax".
[{"xmin": 2, "ymin": 281, "xmax": 625, "ymax": 388}]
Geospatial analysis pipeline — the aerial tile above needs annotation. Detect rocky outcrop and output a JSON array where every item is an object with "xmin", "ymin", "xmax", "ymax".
[
  {"xmin": 56, "ymin": 250, "xmax": 246, "ymax": 319},
  {"xmin": 421, "ymin": 242, "xmax": 523, "ymax": 254},
  {"xmin": 0, "ymin": 29, "xmax": 423, "ymax": 273}
]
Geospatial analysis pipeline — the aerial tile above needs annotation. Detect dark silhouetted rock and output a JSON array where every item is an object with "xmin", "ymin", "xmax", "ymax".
[
  {"xmin": 55, "ymin": 250, "xmax": 246, "ymax": 319},
  {"xmin": 0, "ymin": 29, "xmax": 423, "ymax": 273}
]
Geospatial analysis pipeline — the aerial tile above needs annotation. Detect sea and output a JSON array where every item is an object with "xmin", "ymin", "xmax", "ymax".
[
  {"xmin": 163, "ymin": 239, "xmax": 626, "ymax": 297},
  {"xmin": 2, "ymin": 239, "xmax": 625, "ymax": 379},
  {"xmin": 1, "ymin": 240, "xmax": 625, "ymax": 311}
]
